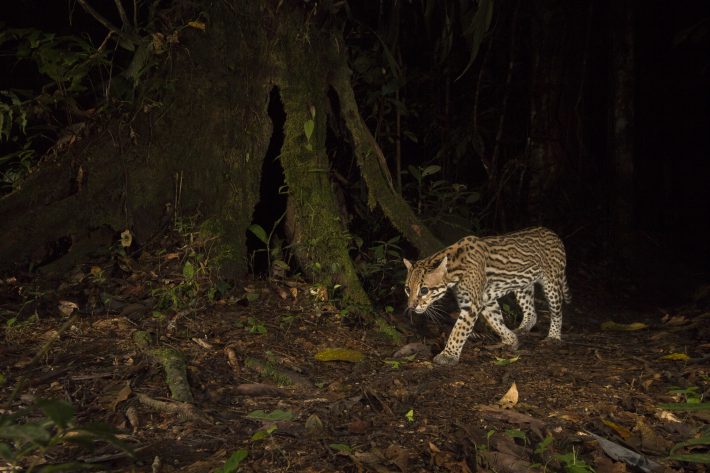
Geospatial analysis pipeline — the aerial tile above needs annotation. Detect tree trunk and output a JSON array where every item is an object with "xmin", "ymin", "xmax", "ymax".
[
  {"xmin": 609, "ymin": 0, "xmax": 636, "ymax": 261},
  {"xmin": 273, "ymin": 8, "xmax": 370, "ymax": 308},
  {"xmin": 0, "ymin": 0, "xmax": 274, "ymax": 277},
  {"xmin": 0, "ymin": 0, "xmax": 437, "ymax": 311},
  {"xmin": 524, "ymin": 1, "xmax": 567, "ymax": 223}
]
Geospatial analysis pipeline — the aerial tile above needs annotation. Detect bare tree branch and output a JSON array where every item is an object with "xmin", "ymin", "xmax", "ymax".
[
  {"xmin": 113, "ymin": 0, "xmax": 130, "ymax": 29},
  {"xmin": 77, "ymin": 0, "xmax": 120, "ymax": 35}
]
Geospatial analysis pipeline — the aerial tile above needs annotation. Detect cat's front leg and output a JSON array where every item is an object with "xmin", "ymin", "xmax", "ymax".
[{"xmin": 433, "ymin": 308, "xmax": 479, "ymax": 365}]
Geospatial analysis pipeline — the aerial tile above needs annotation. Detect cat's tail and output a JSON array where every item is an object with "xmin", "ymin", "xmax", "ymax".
[{"xmin": 562, "ymin": 275, "xmax": 572, "ymax": 304}]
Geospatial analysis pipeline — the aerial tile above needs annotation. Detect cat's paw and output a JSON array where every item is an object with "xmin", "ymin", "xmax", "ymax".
[
  {"xmin": 433, "ymin": 352, "xmax": 459, "ymax": 366},
  {"xmin": 541, "ymin": 336, "xmax": 562, "ymax": 345}
]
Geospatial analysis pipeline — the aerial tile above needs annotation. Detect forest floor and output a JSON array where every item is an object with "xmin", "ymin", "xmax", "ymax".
[{"xmin": 1, "ymin": 232, "xmax": 709, "ymax": 473}]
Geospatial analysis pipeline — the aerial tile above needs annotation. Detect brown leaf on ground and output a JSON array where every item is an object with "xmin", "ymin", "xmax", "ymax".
[
  {"xmin": 429, "ymin": 442, "xmax": 472, "ymax": 473},
  {"xmin": 347, "ymin": 418, "xmax": 370, "ymax": 434},
  {"xmin": 480, "ymin": 450, "xmax": 532, "ymax": 473},
  {"xmin": 384, "ymin": 444, "xmax": 411, "ymax": 472},
  {"xmin": 634, "ymin": 417, "xmax": 672, "ymax": 455},
  {"xmin": 393, "ymin": 342, "xmax": 431, "ymax": 359},
  {"xmin": 592, "ymin": 451, "xmax": 628, "ymax": 473},
  {"xmin": 348, "ymin": 449, "xmax": 396, "ymax": 473},
  {"xmin": 478, "ymin": 405, "xmax": 545, "ymax": 438},
  {"xmin": 110, "ymin": 381, "xmax": 132, "ymax": 412}
]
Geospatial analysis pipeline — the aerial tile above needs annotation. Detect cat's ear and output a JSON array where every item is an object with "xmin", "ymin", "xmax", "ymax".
[
  {"xmin": 403, "ymin": 258, "xmax": 413, "ymax": 271},
  {"xmin": 434, "ymin": 256, "xmax": 448, "ymax": 274}
]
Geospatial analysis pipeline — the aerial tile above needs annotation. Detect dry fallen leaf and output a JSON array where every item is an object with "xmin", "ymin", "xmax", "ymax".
[
  {"xmin": 634, "ymin": 417, "xmax": 672, "ymax": 455},
  {"xmin": 187, "ymin": 20, "xmax": 206, "ymax": 30},
  {"xmin": 109, "ymin": 381, "xmax": 132, "ymax": 412},
  {"xmin": 654, "ymin": 409, "xmax": 681, "ymax": 423},
  {"xmin": 58, "ymin": 300, "xmax": 79, "ymax": 317},
  {"xmin": 662, "ymin": 314, "xmax": 688, "ymax": 326},
  {"xmin": 225, "ymin": 347, "xmax": 240, "ymax": 374},
  {"xmin": 497, "ymin": 382, "xmax": 519, "ymax": 409},
  {"xmin": 120, "ymin": 229, "xmax": 133, "ymax": 248}
]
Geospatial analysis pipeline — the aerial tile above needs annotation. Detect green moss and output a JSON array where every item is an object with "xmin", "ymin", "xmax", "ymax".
[
  {"xmin": 132, "ymin": 330, "xmax": 153, "ymax": 350},
  {"xmin": 150, "ymin": 347, "xmax": 193, "ymax": 403},
  {"xmin": 271, "ymin": 6, "xmax": 371, "ymax": 310}
]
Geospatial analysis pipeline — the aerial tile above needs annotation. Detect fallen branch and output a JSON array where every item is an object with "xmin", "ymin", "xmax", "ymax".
[
  {"xmin": 136, "ymin": 393, "xmax": 210, "ymax": 424},
  {"xmin": 133, "ymin": 331, "xmax": 194, "ymax": 402}
]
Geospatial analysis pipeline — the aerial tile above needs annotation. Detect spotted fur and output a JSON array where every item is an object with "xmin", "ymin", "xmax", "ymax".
[{"xmin": 403, "ymin": 227, "xmax": 570, "ymax": 365}]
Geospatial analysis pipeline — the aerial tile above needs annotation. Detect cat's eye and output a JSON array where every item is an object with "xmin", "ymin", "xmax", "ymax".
[{"xmin": 419, "ymin": 287, "xmax": 429, "ymax": 295}]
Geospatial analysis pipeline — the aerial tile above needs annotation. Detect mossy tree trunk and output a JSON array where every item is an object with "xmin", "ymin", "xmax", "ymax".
[
  {"xmin": 0, "ymin": 0, "xmax": 437, "ymax": 311},
  {"xmin": 273, "ymin": 9, "xmax": 370, "ymax": 308}
]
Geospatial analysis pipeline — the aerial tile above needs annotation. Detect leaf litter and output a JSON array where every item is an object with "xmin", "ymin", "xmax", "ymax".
[{"xmin": 0, "ymin": 232, "xmax": 708, "ymax": 472}]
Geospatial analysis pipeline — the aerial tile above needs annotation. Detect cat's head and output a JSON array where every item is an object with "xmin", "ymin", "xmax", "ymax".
[{"xmin": 403, "ymin": 256, "xmax": 449, "ymax": 313}]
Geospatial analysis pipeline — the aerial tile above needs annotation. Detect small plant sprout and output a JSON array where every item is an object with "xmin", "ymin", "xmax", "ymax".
[{"xmin": 405, "ymin": 409, "xmax": 415, "ymax": 422}]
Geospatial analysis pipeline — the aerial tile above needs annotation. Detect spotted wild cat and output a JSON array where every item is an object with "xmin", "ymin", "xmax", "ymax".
[{"xmin": 403, "ymin": 226, "xmax": 570, "ymax": 365}]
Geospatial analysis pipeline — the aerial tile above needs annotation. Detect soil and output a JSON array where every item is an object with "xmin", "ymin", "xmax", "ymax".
[{"xmin": 1, "ymin": 235, "xmax": 708, "ymax": 473}]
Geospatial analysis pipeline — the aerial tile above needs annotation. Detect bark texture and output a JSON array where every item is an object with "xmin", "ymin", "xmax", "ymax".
[
  {"xmin": 0, "ymin": 0, "xmax": 437, "ymax": 310},
  {"xmin": 0, "ymin": 1, "xmax": 273, "ymax": 277}
]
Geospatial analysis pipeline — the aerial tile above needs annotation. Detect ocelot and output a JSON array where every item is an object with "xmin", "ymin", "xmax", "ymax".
[{"xmin": 403, "ymin": 226, "xmax": 570, "ymax": 365}]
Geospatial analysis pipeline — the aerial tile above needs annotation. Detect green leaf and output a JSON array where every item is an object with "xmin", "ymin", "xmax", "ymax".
[
  {"xmin": 214, "ymin": 449, "xmax": 248, "ymax": 473},
  {"xmin": 405, "ymin": 409, "xmax": 414, "ymax": 422},
  {"xmin": 670, "ymin": 429, "xmax": 710, "ymax": 454},
  {"xmin": 0, "ymin": 442, "xmax": 14, "ymax": 460},
  {"xmin": 247, "ymin": 224, "xmax": 269, "ymax": 245},
  {"xmin": 314, "ymin": 348, "xmax": 365, "ymax": 362},
  {"xmin": 245, "ymin": 409, "xmax": 294, "ymax": 422},
  {"xmin": 329, "ymin": 443, "xmax": 352, "ymax": 453},
  {"xmin": 421, "ymin": 165, "xmax": 441, "ymax": 178},
  {"xmin": 0, "ymin": 424, "xmax": 52, "ymax": 445},
  {"xmin": 36, "ymin": 399, "xmax": 74, "ymax": 429},
  {"xmin": 456, "ymin": 0, "xmax": 494, "ymax": 81},
  {"xmin": 182, "ymin": 261, "xmax": 195, "ymax": 280},
  {"xmin": 272, "ymin": 259, "xmax": 290, "ymax": 270},
  {"xmin": 535, "ymin": 434, "xmax": 554, "ymax": 455},
  {"xmin": 659, "ymin": 402, "xmax": 710, "ymax": 412},
  {"xmin": 251, "ymin": 426, "xmax": 277, "ymax": 441},
  {"xmin": 668, "ymin": 453, "xmax": 710, "ymax": 464},
  {"xmin": 494, "ymin": 355, "xmax": 520, "ymax": 366},
  {"xmin": 304, "ymin": 119, "xmax": 315, "ymax": 141},
  {"xmin": 407, "ymin": 165, "xmax": 421, "ymax": 181},
  {"xmin": 505, "ymin": 428, "xmax": 527, "ymax": 444}
]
